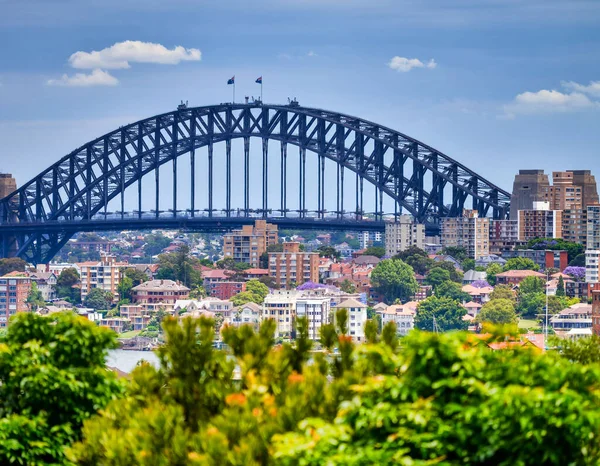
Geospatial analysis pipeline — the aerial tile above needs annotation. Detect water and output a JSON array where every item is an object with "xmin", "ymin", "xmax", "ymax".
[{"xmin": 106, "ymin": 349, "xmax": 159, "ymax": 373}]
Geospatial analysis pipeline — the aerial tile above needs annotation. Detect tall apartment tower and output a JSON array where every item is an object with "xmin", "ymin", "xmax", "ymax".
[
  {"xmin": 440, "ymin": 209, "xmax": 489, "ymax": 259},
  {"xmin": 510, "ymin": 170, "xmax": 550, "ymax": 220},
  {"xmin": 223, "ymin": 220, "xmax": 278, "ymax": 268},
  {"xmin": 268, "ymin": 242, "xmax": 319, "ymax": 288},
  {"xmin": 585, "ymin": 205, "xmax": 600, "ymax": 284},
  {"xmin": 384, "ymin": 216, "xmax": 425, "ymax": 256},
  {"xmin": 0, "ymin": 174, "xmax": 17, "ymax": 199},
  {"xmin": 569, "ymin": 170, "xmax": 599, "ymax": 209}
]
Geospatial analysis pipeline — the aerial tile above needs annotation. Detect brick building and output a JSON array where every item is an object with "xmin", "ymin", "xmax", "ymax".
[
  {"xmin": 223, "ymin": 220, "xmax": 278, "ymax": 268},
  {"xmin": 0, "ymin": 272, "xmax": 31, "ymax": 328},
  {"xmin": 268, "ymin": 242, "xmax": 319, "ymax": 288},
  {"xmin": 78, "ymin": 254, "xmax": 127, "ymax": 301},
  {"xmin": 440, "ymin": 209, "xmax": 489, "ymax": 259},
  {"xmin": 206, "ymin": 281, "xmax": 246, "ymax": 300},
  {"xmin": 131, "ymin": 279, "xmax": 190, "ymax": 313}
]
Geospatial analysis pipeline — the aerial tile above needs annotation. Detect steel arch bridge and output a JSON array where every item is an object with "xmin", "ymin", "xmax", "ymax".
[{"xmin": 0, "ymin": 101, "xmax": 510, "ymax": 264}]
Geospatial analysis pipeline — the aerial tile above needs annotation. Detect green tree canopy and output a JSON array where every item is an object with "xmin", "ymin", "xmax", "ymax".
[
  {"xmin": 156, "ymin": 245, "xmax": 203, "ymax": 288},
  {"xmin": 393, "ymin": 246, "xmax": 434, "ymax": 275},
  {"xmin": 489, "ymin": 284, "xmax": 516, "ymax": 302},
  {"xmin": 317, "ymin": 246, "xmax": 341, "ymax": 260},
  {"xmin": 503, "ymin": 257, "xmax": 539, "ymax": 272},
  {"xmin": 84, "ymin": 288, "xmax": 114, "ymax": 311},
  {"xmin": 0, "ymin": 258, "xmax": 27, "ymax": 276},
  {"xmin": 26, "ymin": 281, "xmax": 45, "ymax": 311},
  {"xmin": 485, "ymin": 262, "xmax": 504, "ymax": 286},
  {"xmin": 432, "ymin": 260, "xmax": 464, "ymax": 282},
  {"xmin": 231, "ymin": 280, "xmax": 269, "ymax": 307},
  {"xmin": 117, "ymin": 276, "xmax": 133, "ymax": 301},
  {"xmin": 414, "ymin": 296, "xmax": 469, "ymax": 332},
  {"xmin": 441, "ymin": 246, "xmax": 468, "ymax": 262},
  {"xmin": 371, "ymin": 258, "xmax": 419, "ymax": 304},
  {"xmin": 517, "ymin": 292, "xmax": 545, "ymax": 318},
  {"xmin": 556, "ymin": 275, "xmax": 566, "ymax": 297},
  {"xmin": 363, "ymin": 246, "xmax": 386, "ymax": 258},
  {"xmin": 435, "ymin": 280, "xmax": 472, "ymax": 303},
  {"xmin": 339, "ymin": 278, "xmax": 356, "ymax": 294},
  {"xmin": 0, "ymin": 312, "xmax": 122, "ymax": 464},
  {"xmin": 123, "ymin": 267, "xmax": 150, "ymax": 286},
  {"xmin": 476, "ymin": 299, "xmax": 517, "ymax": 325},
  {"xmin": 143, "ymin": 232, "xmax": 172, "ymax": 257},
  {"xmin": 526, "ymin": 237, "xmax": 584, "ymax": 263},
  {"xmin": 55, "ymin": 267, "xmax": 81, "ymax": 303},
  {"xmin": 519, "ymin": 276, "xmax": 545, "ymax": 295},
  {"xmin": 425, "ymin": 267, "xmax": 451, "ymax": 290}
]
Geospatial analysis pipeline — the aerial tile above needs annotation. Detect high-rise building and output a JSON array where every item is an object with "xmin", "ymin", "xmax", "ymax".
[
  {"xmin": 489, "ymin": 219, "xmax": 521, "ymax": 255},
  {"xmin": 562, "ymin": 209, "xmax": 588, "ymax": 246},
  {"xmin": 585, "ymin": 205, "xmax": 600, "ymax": 284},
  {"xmin": 78, "ymin": 254, "xmax": 127, "ymax": 301},
  {"xmin": 510, "ymin": 170, "xmax": 550, "ymax": 220},
  {"xmin": 223, "ymin": 220, "xmax": 278, "ymax": 268},
  {"xmin": 0, "ymin": 272, "xmax": 31, "ymax": 328},
  {"xmin": 0, "ymin": 174, "xmax": 17, "ymax": 199},
  {"xmin": 384, "ymin": 216, "xmax": 426, "ymax": 256},
  {"xmin": 517, "ymin": 203, "xmax": 562, "ymax": 241},
  {"xmin": 359, "ymin": 231, "xmax": 383, "ymax": 249},
  {"xmin": 268, "ymin": 242, "xmax": 319, "ymax": 288},
  {"xmin": 296, "ymin": 297, "xmax": 331, "ymax": 341},
  {"xmin": 440, "ymin": 209, "xmax": 489, "ymax": 259}
]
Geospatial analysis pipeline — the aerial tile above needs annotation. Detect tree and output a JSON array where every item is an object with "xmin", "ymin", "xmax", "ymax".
[
  {"xmin": 462, "ymin": 258, "xmax": 475, "ymax": 272},
  {"xmin": 26, "ymin": 281, "xmax": 45, "ymax": 311},
  {"xmin": 433, "ymin": 261, "xmax": 464, "ymax": 282},
  {"xmin": 216, "ymin": 257, "xmax": 238, "ymax": 270},
  {"xmin": 317, "ymin": 246, "xmax": 341, "ymax": 260},
  {"xmin": 526, "ymin": 237, "xmax": 584, "ymax": 263},
  {"xmin": 371, "ymin": 259, "xmax": 419, "ymax": 304},
  {"xmin": 55, "ymin": 267, "xmax": 81, "ymax": 303},
  {"xmin": 84, "ymin": 288, "xmax": 114, "ymax": 311},
  {"xmin": 0, "ymin": 258, "xmax": 27, "ymax": 276},
  {"xmin": 0, "ymin": 312, "xmax": 122, "ymax": 464},
  {"xmin": 231, "ymin": 280, "xmax": 269, "ymax": 306},
  {"xmin": 551, "ymin": 335, "xmax": 600, "ymax": 364},
  {"xmin": 519, "ymin": 276, "xmax": 545, "ymax": 295},
  {"xmin": 414, "ymin": 296, "xmax": 469, "ymax": 332},
  {"xmin": 246, "ymin": 279, "xmax": 269, "ymax": 301},
  {"xmin": 441, "ymin": 246, "xmax": 468, "ymax": 262},
  {"xmin": 123, "ymin": 267, "xmax": 150, "ymax": 286},
  {"xmin": 339, "ymin": 279, "xmax": 356, "ymax": 294},
  {"xmin": 117, "ymin": 276, "xmax": 133, "ymax": 301},
  {"xmin": 569, "ymin": 253, "xmax": 586, "ymax": 267},
  {"xmin": 435, "ymin": 280, "xmax": 472, "ymax": 303},
  {"xmin": 486, "ymin": 263, "xmax": 503, "ymax": 286},
  {"xmin": 489, "ymin": 284, "xmax": 516, "ymax": 302},
  {"xmin": 476, "ymin": 299, "xmax": 517, "ymax": 325},
  {"xmin": 258, "ymin": 275, "xmax": 279, "ymax": 289},
  {"xmin": 156, "ymin": 245, "xmax": 203, "ymax": 288},
  {"xmin": 393, "ymin": 246, "xmax": 434, "ymax": 275},
  {"xmin": 143, "ymin": 232, "xmax": 172, "ymax": 256},
  {"xmin": 425, "ymin": 267, "xmax": 451, "ymax": 290},
  {"xmin": 556, "ymin": 275, "xmax": 566, "ymax": 297},
  {"xmin": 517, "ymin": 292, "xmax": 545, "ymax": 318},
  {"xmin": 563, "ymin": 266, "xmax": 586, "ymax": 282},
  {"xmin": 503, "ymin": 257, "xmax": 539, "ymax": 272},
  {"xmin": 363, "ymin": 246, "xmax": 386, "ymax": 258},
  {"xmin": 189, "ymin": 285, "xmax": 208, "ymax": 299}
]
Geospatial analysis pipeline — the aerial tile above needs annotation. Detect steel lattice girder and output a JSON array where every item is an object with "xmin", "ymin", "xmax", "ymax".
[{"xmin": 0, "ymin": 103, "xmax": 511, "ymax": 263}]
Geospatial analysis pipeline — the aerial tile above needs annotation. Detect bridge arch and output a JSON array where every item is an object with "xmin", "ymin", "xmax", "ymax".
[{"xmin": 0, "ymin": 102, "xmax": 510, "ymax": 263}]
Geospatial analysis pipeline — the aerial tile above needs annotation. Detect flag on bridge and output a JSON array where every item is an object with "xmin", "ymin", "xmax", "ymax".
[
  {"xmin": 227, "ymin": 76, "xmax": 235, "ymax": 85},
  {"xmin": 255, "ymin": 76, "xmax": 262, "ymax": 84}
]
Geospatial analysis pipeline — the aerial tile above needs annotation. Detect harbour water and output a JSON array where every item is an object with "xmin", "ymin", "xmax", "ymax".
[{"xmin": 106, "ymin": 349, "xmax": 159, "ymax": 373}]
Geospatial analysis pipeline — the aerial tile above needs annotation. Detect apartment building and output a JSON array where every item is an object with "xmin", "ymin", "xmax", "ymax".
[
  {"xmin": 223, "ymin": 220, "xmax": 278, "ymax": 268},
  {"xmin": 333, "ymin": 298, "xmax": 367, "ymax": 342},
  {"xmin": 296, "ymin": 297, "xmax": 331, "ymax": 341},
  {"xmin": 384, "ymin": 216, "xmax": 425, "ymax": 256},
  {"xmin": 585, "ymin": 205, "xmax": 600, "ymax": 284},
  {"xmin": 375, "ymin": 302, "xmax": 417, "ymax": 336},
  {"xmin": 562, "ymin": 209, "xmax": 588, "ymax": 246},
  {"xmin": 440, "ymin": 209, "xmax": 489, "ymax": 259},
  {"xmin": 359, "ymin": 231, "xmax": 383, "ymax": 249},
  {"xmin": 517, "ymin": 202, "xmax": 562, "ymax": 241},
  {"xmin": 268, "ymin": 242, "xmax": 319, "ymax": 288},
  {"xmin": 262, "ymin": 290, "xmax": 297, "ymax": 339},
  {"xmin": 0, "ymin": 272, "xmax": 31, "ymax": 328},
  {"xmin": 206, "ymin": 281, "xmax": 246, "ymax": 300},
  {"xmin": 78, "ymin": 254, "xmax": 126, "ymax": 300},
  {"xmin": 503, "ymin": 249, "xmax": 568, "ymax": 272},
  {"xmin": 489, "ymin": 219, "xmax": 521, "ymax": 255}
]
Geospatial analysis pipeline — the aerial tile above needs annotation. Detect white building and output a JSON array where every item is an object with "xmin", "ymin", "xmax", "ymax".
[
  {"xmin": 296, "ymin": 297, "xmax": 331, "ymax": 341},
  {"xmin": 232, "ymin": 302, "xmax": 262, "ymax": 328},
  {"xmin": 262, "ymin": 290, "xmax": 297, "ymax": 339},
  {"xmin": 376, "ymin": 302, "xmax": 418, "ymax": 336},
  {"xmin": 333, "ymin": 298, "xmax": 367, "ymax": 342},
  {"xmin": 359, "ymin": 231, "xmax": 383, "ymax": 250},
  {"xmin": 384, "ymin": 216, "xmax": 426, "ymax": 256},
  {"xmin": 586, "ymin": 205, "xmax": 600, "ymax": 283},
  {"xmin": 29, "ymin": 271, "xmax": 57, "ymax": 301}
]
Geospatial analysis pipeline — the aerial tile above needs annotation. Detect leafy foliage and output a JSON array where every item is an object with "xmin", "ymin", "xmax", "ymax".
[
  {"xmin": 231, "ymin": 280, "xmax": 269, "ymax": 306},
  {"xmin": 371, "ymin": 259, "xmax": 419, "ymax": 304},
  {"xmin": 435, "ymin": 280, "xmax": 472, "ymax": 302},
  {"xmin": 526, "ymin": 237, "xmax": 584, "ymax": 263},
  {"xmin": 26, "ymin": 281, "xmax": 45, "ymax": 311},
  {"xmin": 414, "ymin": 296, "xmax": 469, "ymax": 332},
  {"xmin": 339, "ymin": 278, "xmax": 356, "ymax": 293},
  {"xmin": 485, "ymin": 262, "xmax": 503, "ymax": 286},
  {"xmin": 503, "ymin": 257, "xmax": 539, "ymax": 272},
  {"xmin": 519, "ymin": 276, "xmax": 545, "ymax": 295},
  {"xmin": 156, "ymin": 245, "xmax": 203, "ymax": 288},
  {"xmin": 476, "ymin": 299, "xmax": 517, "ymax": 325},
  {"xmin": 441, "ymin": 246, "xmax": 468, "ymax": 262},
  {"xmin": 393, "ymin": 246, "xmax": 434, "ymax": 275},
  {"xmin": 0, "ymin": 312, "xmax": 122, "ymax": 464},
  {"xmin": 489, "ymin": 284, "xmax": 516, "ymax": 302},
  {"xmin": 55, "ymin": 267, "xmax": 81, "ymax": 303},
  {"xmin": 84, "ymin": 288, "xmax": 114, "ymax": 311},
  {"xmin": 362, "ymin": 246, "xmax": 386, "ymax": 258},
  {"xmin": 424, "ymin": 267, "xmax": 451, "ymax": 290},
  {"xmin": 0, "ymin": 258, "xmax": 27, "ymax": 276}
]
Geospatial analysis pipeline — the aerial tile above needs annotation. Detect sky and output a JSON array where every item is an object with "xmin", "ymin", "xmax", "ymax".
[{"xmin": 1, "ymin": 0, "xmax": 599, "ymax": 214}]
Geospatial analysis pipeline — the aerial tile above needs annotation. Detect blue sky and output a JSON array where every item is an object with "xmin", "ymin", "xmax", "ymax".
[{"xmin": 1, "ymin": 0, "xmax": 599, "ymax": 212}]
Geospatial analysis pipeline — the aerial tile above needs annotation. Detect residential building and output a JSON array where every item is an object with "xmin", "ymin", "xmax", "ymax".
[
  {"xmin": 268, "ymin": 242, "xmax": 319, "ymax": 288},
  {"xmin": 384, "ymin": 216, "xmax": 425, "ymax": 256},
  {"xmin": 562, "ymin": 209, "xmax": 587, "ymax": 246},
  {"xmin": 440, "ymin": 209, "xmax": 489, "ymax": 259},
  {"xmin": 231, "ymin": 302, "xmax": 261, "ymax": 329},
  {"xmin": 78, "ymin": 254, "xmax": 127, "ymax": 300},
  {"xmin": 206, "ymin": 281, "xmax": 246, "ymax": 300},
  {"xmin": 262, "ymin": 290, "xmax": 297, "ymax": 339},
  {"xmin": 495, "ymin": 269, "xmax": 546, "ymax": 286},
  {"xmin": 359, "ymin": 231, "xmax": 383, "ymax": 249},
  {"xmin": 100, "ymin": 318, "xmax": 129, "ymax": 334},
  {"xmin": 28, "ymin": 271, "xmax": 57, "ymax": 301},
  {"xmin": 586, "ymin": 250, "xmax": 600, "ymax": 284},
  {"xmin": 585, "ymin": 205, "xmax": 600, "ymax": 284},
  {"xmin": 592, "ymin": 290, "xmax": 600, "ymax": 337},
  {"xmin": 375, "ymin": 302, "xmax": 417, "ymax": 336},
  {"xmin": 517, "ymin": 203, "xmax": 562, "ymax": 241},
  {"xmin": 475, "ymin": 254, "xmax": 507, "ymax": 268},
  {"xmin": 222, "ymin": 220, "xmax": 278, "ymax": 267},
  {"xmin": 296, "ymin": 297, "xmax": 331, "ymax": 341},
  {"xmin": 549, "ymin": 170, "xmax": 598, "ymax": 211},
  {"xmin": 131, "ymin": 279, "xmax": 190, "ymax": 313},
  {"xmin": 0, "ymin": 272, "xmax": 31, "ymax": 328},
  {"xmin": 462, "ymin": 270, "xmax": 487, "ymax": 285},
  {"xmin": 332, "ymin": 298, "xmax": 367, "ymax": 342},
  {"xmin": 462, "ymin": 284, "xmax": 494, "ymax": 304},
  {"xmin": 503, "ymin": 249, "xmax": 568, "ymax": 271},
  {"xmin": 243, "ymin": 268, "xmax": 270, "ymax": 280},
  {"xmin": 510, "ymin": 170, "xmax": 551, "ymax": 220},
  {"xmin": 489, "ymin": 219, "xmax": 521, "ymax": 255}
]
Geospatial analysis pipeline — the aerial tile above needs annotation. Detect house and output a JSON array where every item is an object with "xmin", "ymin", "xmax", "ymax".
[
  {"xmin": 463, "ymin": 301, "xmax": 482, "ymax": 317},
  {"xmin": 376, "ymin": 301, "xmax": 418, "ymax": 336},
  {"xmin": 352, "ymin": 255, "xmax": 381, "ymax": 267},
  {"xmin": 475, "ymin": 255, "xmax": 507, "ymax": 268},
  {"xmin": 206, "ymin": 281, "xmax": 246, "ymax": 300},
  {"xmin": 550, "ymin": 303, "xmax": 592, "ymax": 332},
  {"xmin": 431, "ymin": 255, "xmax": 462, "ymax": 270},
  {"xmin": 100, "ymin": 317, "xmax": 130, "ymax": 334},
  {"xmin": 462, "ymin": 284, "xmax": 495, "ymax": 304},
  {"xmin": 243, "ymin": 268, "xmax": 270, "ymax": 280},
  {"xmin": 297, "ymin": 297, "xmax": 332, "ymax": 341},
  {"xmin": 462, "ymin": 270, "xmax": 488, "ymax": 285},
  {"xmin": 28, "ymin": 271, "xmax": 57, "ymax": 301},
  {"xmin": 131, "ymin": 280, "xmax": 190, "ymax": 313},
  {"xmin": 332, "ymin": 298, "xmax": 368, "ymax": 342},
  {"xmin": 495, "ymin": 270, "xmax": 546, "ymax": 286},
  {"xmin": 231, "ymin": 302, "xmax": 261, "ymax": 328}
]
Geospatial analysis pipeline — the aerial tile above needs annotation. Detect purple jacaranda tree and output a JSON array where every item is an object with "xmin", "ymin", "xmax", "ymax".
[
  {"xmin": 471, "ymin": 279, "xmax": 491, "ymax": 288},
  {"xmin": 563, "ymin": 266, "xmax": 586, "ymax": 282}
]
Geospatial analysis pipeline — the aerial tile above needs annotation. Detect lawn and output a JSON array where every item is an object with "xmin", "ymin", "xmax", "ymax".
[
  {"xmin": 118, "ymin": 330, "xmax": 141, "ymax": 339},
  {"xmin": 518, "ymin": 319, "xmax": 541, "ymax": 329}
]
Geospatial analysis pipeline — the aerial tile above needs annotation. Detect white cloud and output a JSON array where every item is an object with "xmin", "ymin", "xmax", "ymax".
[
  {"xmin": 68, "ymin": 40, "xmax": 201, "ymax": 69},
  {"xmin": 388, "ymin": 56, "xmax": 437, "ymax": 72},
  {"xmin": 47, "ymin": 69, "xmax": 119, "ymax": 87},
  {"xmin": 307, "ymin": 50, "xmax": 317, "ymax": 57},
  {"xmin": 503, "ymin": 89, "xmax": 597, "ymax": 118},
  {"xmin": 562, "ymin": 80, "xmax": 600, "ymax": 97}
]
